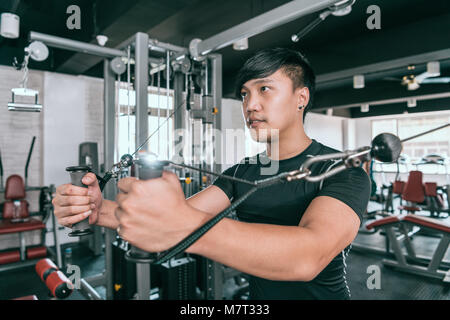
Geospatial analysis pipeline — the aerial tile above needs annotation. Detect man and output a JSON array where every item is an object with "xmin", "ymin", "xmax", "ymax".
[{"xmin": 53, "ymin": 48, "xmax": 370, "ymax": 300}]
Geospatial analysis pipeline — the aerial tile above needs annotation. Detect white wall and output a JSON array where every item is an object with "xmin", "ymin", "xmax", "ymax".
[
  {"xmin": 304, "ymin": 112, "xmax": 344, "ymax": 150},
  {"xmin": 219, "ymin": 101, "xmax": 348, "ymax": 166},
  {"xmin": 220, "ymin": 98, "xmax": 249, "ymax": 170},
  {"xmin": 42, "ymin": 72, "xmax": 87, "ymax": 187}
]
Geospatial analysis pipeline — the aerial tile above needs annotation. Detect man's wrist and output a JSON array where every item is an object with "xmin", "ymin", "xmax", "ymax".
[
  {"xmin": 183, "ymin": 204, "xmax": 211, "ymax": 255},
  {"xmin": 97, "ymin": 199, "xmax": 119, "ymax": 229}
]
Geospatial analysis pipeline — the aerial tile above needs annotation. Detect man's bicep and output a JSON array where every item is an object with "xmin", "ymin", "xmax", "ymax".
[
  {"xmin": 187, "ymin": 185, "xmax": 231, "ymax": 216},
  {"xmin": 316, "ymin": 167, "xmax": 371, "ymax": 226},
  {"xmin": 298, "ymin": 196, "xmax": 360, "ymax": 276}
]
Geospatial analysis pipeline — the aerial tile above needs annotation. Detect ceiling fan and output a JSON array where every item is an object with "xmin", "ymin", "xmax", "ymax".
[{"xmin": 384, "ymin": 61, "xmax": 450, "ymax": 90}]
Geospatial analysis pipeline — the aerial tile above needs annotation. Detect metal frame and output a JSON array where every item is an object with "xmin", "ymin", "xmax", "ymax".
[
  {"xmin": 191, "ymin": 0, "xmax": 339, "ymax": 57},
  {"xmin": 29, "ymin": 31, "xmax": 126, "ymax": 58},
  {"xmin": 382, "ymin": 223, "xmax": 450, "ymax": 282},
  {"xmin": 353, "ymin": 221, "xmax": 450, "ymax": 282}
]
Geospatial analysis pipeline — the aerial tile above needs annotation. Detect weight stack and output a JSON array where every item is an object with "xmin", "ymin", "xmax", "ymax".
[
  {"xmin": 112, "ymin": 239, "xmax": 136, "ymax": 300},
  {"xmin": 159, "ymin": 257, "xmax": 197, "ymax": 300}
]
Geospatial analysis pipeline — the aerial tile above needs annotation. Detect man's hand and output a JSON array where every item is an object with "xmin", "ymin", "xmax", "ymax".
[
  {"xmin": 52, "ymin": 172, "xmax": 102, "ymax": 227},
  {"xmin": 115, "ymin": 171, "xmax": 203, "ymax": 253}
]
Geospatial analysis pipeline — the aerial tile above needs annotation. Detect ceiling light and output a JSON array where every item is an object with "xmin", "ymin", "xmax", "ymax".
[
  {"xmin": 360, "ymin": 103, "xmax": 369, "ymax": 112},
  {"xmin": 353, "ymin": 75, "xmax": 364, "ymax": 89},
  {"xmin": 233, "ymin": 38, "xmax": 248, "ymax": 51},
  {"xmin": 407, "ymin": 82, "xmax": 420, "ymax": 91},
  {"xmin": 426, "ymin": 61, "xmax": 440, "ymax": 77},
  {"xmin": 96, "ymin": 35, "xmax": 108, "ymax": 47},
  {"xmin": 407, "ymin": 98, "xmax": 417, "ymax": 108},
  {"xmin": 0, "ymin": 13, "xmax": 20, "ymax": 39}
]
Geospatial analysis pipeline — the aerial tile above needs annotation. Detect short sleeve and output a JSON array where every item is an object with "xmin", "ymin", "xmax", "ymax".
[
  {"xmin": 316, "ymin": 167, "xmax": 371, "ymax": 225},
  {"xmin": 212, "ymin": 164, "xmax": 239, "ymax": 200}
]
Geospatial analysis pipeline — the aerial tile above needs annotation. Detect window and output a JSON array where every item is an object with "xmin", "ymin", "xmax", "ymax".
[{"xmin": 117, "ymin": 86, "xmax": 173, "ymax": 161}]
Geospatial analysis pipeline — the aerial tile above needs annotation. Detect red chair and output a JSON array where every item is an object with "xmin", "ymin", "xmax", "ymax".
[
  {"xmin": 0, "ymin": 175, "xmax": 46, "ymax": 264},
  {"xmin": 399, "ymin": 171, "xmax": 424, "ymax": 214},
  {"xmin": 393, "ymin": 181, "xmax": 405, "ymax": 195}
]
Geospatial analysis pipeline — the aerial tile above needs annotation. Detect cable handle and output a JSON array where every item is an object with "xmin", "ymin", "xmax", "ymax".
[{"xmin": 124, "ymin": 157, "xmax": 170, "ymax": 264}]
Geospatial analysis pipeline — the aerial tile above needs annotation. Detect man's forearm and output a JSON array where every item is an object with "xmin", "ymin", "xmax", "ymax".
[
  {"xmin": 96, "ymin": 199, "xmax": 119, "ymax": 229},
  {"xmin": 185, "ymin": 206, "xmax": 317, "ymax": 282}
]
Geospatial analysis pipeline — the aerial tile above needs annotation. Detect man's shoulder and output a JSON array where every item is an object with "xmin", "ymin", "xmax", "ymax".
[{"xmin": 313, "ymin": 140, "xmax": 341, "ymax": 156}]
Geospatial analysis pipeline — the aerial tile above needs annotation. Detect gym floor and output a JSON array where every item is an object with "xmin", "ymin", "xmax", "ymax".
[{"xmin": 1, "ymin": 200, "xmax": 449, "ymax": 300}]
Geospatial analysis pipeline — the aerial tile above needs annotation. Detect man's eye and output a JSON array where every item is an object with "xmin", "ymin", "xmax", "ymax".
[
  {"xmin": 261, "ymin": 86, "xmax": 269, "ymax": 92},
  {"xmin": 240, "ymin": 92, "xmax": 247, "ymax": 99}
]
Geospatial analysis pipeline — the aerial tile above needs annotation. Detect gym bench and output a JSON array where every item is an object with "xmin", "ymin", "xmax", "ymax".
[{"xmin": 366, "ymin": 214, "xmax": 450, "ymax": 282}]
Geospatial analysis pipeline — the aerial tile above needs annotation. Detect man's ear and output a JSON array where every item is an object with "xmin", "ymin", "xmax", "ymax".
[{"xmin": 296, "ymin": 87, "xmax": 310, "ymax": 108}]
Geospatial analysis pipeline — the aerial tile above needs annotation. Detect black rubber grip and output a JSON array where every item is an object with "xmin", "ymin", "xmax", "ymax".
[{"xmin": 66, "ymin": 166, "xmax": 92, "ymax": 236}]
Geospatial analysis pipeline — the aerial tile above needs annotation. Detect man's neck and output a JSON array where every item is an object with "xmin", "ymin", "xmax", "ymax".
[{"xmin": 266, "ymin": 130, "xmax": 312, "ymax": 161}]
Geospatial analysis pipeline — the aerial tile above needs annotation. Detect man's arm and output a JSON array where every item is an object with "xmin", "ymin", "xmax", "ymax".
[
  {"xmin": 186, "ymin": 185, "xmax": 231, "ymax": 216},
  {"xmin": 185, "ymin": 195, "xmax": 360, "ymax": 281},
  {"xmin": 96, "ymin": 199, "xmax": 119, "ymax": 229}
]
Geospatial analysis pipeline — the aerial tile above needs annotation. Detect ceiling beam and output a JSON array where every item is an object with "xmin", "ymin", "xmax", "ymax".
[
  {"xmin": 350, "ymin": 97, "xmax": 450, "ymax": 118},
  {"xmin": 193, "ymin": 0, "xmax": 339, "ymax": 56},
  {"xmin": 313, "ymin": 82, "xmax": 450, "ymax": 110},
  {"xmin": 316, "ymin": 50, "xmax": 450, "ymax": 90}
]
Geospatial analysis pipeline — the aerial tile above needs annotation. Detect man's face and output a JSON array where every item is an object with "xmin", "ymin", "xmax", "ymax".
[{"xmin": 240, "ymin": 69, "xmax": 303, "ymax": 142}]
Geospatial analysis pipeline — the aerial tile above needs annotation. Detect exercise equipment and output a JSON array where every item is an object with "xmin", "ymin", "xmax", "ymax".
[
  {"xmin": 65, "ymin": 166, "xmax": 93, "ymax": 237},
  {"xmin": 35, "ymin": 258, "xmax": 73, "ymax": 299},
  {"xmin": 0, "ymin": 137, "xmax": 61, "ymax": 272},
  {"xmin": 366, "ymin": 215, "xmax": 450, "ymax": 282},
  {"xmin": 78, "ymin": 142, "xmax": 103, "ymax": 256},
  {"xmin": 9, "ymin": 41, "xmax": 48, "ymax": 112},
  {"xmin": 397, "ymin": 155, "xmax": 449, "ymax": 218}
]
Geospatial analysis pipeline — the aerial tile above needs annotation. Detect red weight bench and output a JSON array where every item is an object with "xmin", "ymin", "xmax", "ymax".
[
  {"xmin": 0, "ymin": 175, "xmax": 47, "ymax": 264},
  {"xmin": 366, "ymin": 214, "xmax": 450, "ymax": 282},
  {"xmin": 11, "ymin": 259, "xmax": 73, "ymax": 300},
  {"xmin": 12, "ymin": 295, "xmax": 38, "ymax": 300}
]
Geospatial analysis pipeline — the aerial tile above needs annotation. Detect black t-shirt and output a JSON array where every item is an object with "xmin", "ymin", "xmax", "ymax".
[{"xmin": 212, "ymin": 139, "xmax": 371, "ymax": 300}]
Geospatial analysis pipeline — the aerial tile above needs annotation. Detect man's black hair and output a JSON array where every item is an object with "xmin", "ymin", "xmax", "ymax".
[{"xmin": 235, "ymin": 47, "xmax": 315, "ymax": 121}]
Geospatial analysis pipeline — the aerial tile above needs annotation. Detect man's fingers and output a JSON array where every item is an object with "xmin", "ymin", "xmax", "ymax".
[
  {"xmin": 116, "ymin": 193, "xmax": 126, "ymax": 207},
  {"xmin": 55, "ymin": 195, "xmax": 91, "ymax": 207},
  {"xmin": 161, "ymin": 170, "xmax": 179, "ymax": 183},
  {"xmin": 114, "ymin": 207, "xmax": 125, "ymax": 222},
  {"xmin": 55, "ymin": 205, "xmax": 92, "ymax": 217},
  {"xmin": 117, "ymin": 177, "xmax": 138, "ymax": 193},
  {"xmin": 58, "ymin": 184, "xmax": 89, "ymax": 196},
  {"xmin": 82, "ymin": 172, "xmax": 99, "ymax": 187},
  {"xmin": 59, "ymin": 210, "xmax": 92, "ymax": 227},
  {"xmin": 89, "ymin": 211, "xmax": 99, "ymax": 225}
]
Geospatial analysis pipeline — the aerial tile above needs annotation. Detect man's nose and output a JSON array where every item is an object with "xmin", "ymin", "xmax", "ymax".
[{"xmin": 245, "ymin": 94, "xmax": 262, "ymax": 113}]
